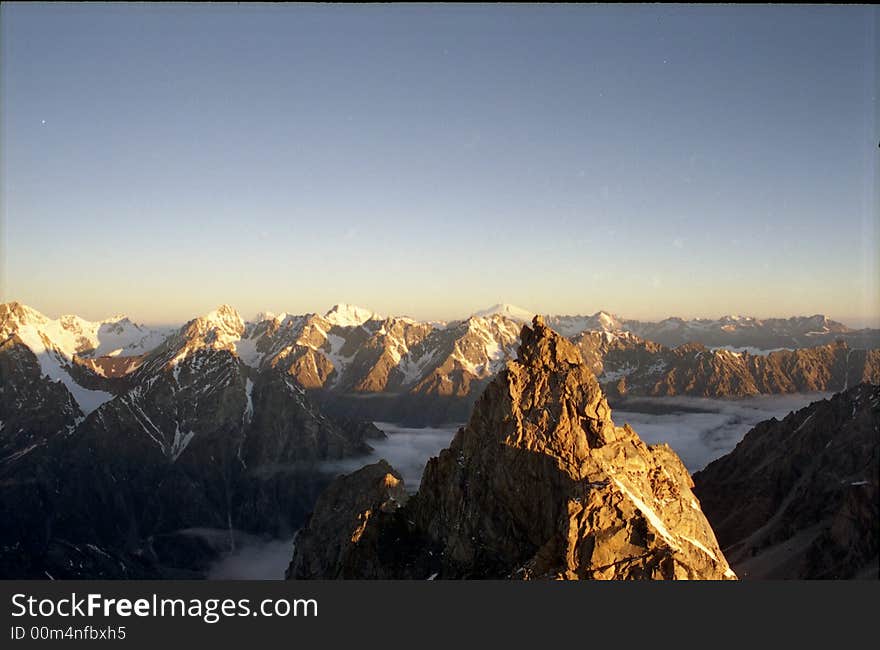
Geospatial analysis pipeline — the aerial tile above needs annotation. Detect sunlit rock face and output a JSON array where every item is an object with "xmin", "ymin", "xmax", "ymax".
[{"xmin": 288, "ymin": 316, "xmax": 735, "ymax": 580}]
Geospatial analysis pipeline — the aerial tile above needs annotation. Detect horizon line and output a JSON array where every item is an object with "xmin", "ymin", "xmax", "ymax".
[{"xmin": 4, "ymin": 298, "xmax": 878, "ymax": 331}]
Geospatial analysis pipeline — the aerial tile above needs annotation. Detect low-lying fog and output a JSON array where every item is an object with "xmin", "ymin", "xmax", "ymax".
[
  {"xmin": 208, "ymin": 423, "xmax": 460, "ymax": 580},
  {"xmin": 207, "ymin": 536, "xmax": 296, "ymax": 580},
  {"xmin": 612, "ymin": 392, "xmax": 831, "ymax": 473},
  {"xmin": 208, "ymin": 392, "xmax": 830, "ymax": 579},
  {"xmin": 322, "ymin": 422, "xmax": 463, "ymax": 492}
]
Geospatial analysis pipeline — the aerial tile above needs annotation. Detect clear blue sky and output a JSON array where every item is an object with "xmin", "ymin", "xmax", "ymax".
[{"xmin": 2, "ymin": 3, "xmax": 878, "ymax": 326}]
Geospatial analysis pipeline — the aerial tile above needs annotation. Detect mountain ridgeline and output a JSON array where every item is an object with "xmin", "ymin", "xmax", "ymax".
[
  {"xmin": 3, "ymin": 301, "xmax": 878, "ymax": 430},
  {"xmin": 288, "ymin": 317, "xmax": 736, "ymax": 580}
]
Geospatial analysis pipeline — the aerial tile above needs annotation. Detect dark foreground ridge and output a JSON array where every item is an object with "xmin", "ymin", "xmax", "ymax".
[
  {"xmin": 693, "ymin": 382, "xmax": 879, "ymax": 579},
  {"xmin": 288, "ymin": 316, "xmax": 736, "ymax": 579},
  {"xmin": 0, "ymin": 304, "xmax": 383, "ymax": 578}
]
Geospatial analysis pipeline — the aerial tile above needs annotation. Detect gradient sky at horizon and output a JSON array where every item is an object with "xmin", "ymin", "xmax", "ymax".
[{"xmin": 2, "ymin": 3, "xmax": 878, "ymax": 326}]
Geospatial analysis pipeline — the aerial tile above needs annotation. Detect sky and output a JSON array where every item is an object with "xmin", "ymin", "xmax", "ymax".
[{"xmin": 2, "ymin": 3, "xmax": 878, "ymax": 326}]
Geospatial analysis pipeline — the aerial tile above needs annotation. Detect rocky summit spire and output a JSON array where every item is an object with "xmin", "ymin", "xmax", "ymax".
[{"xmin": 288, "ymin": 316, "xmax": 736, "ymax": 580}]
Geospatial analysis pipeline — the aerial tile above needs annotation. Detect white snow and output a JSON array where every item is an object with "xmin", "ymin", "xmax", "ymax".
[
  {"xmin": 253, "ymin": 311, "xmax": 292, "ymax": 324},
  {"xmin": 609, "ymin": 475, "xmax": 680, "ymax": 551},
  {"xmin": 15, "ymin": 324, "xmax": 114, "ymax": 415},
  {"xmin": 453, "ymin": 317, "xmax": 520, "ymax": 377},
  {"xmin": 483, "ymin": 339, "xmax": 504, "ymax": 365},
  {"xmin": 545, "ymin": 311, "xmax": 625, "ymax": 337},
  {"xmin": 234, "ymin": 336, "xmax": 263, "ymax": 368},
  {"xmin": 169, "ymin": 424, "xmax": 195, "ymax": 462},
  {"xmin": 681, "ymin": 535, "xmax": 718, "ymax": 561},
  {"xmin": 202, "ymin": 305, "xmax": 245, "ymax": 332},
  {"xmin": 2, "ymin": 304, "xmax": 171, "ymax": 359},
  {"xmin": 710, "ymin": 345, "xmax": 792, "ymax": 356},
  {"xmin": 793, "ymin": 413, "xmax": 814, "ymax": 433},
  {"xmin": 599, "ymin": 363, "xmax": 636, "ymax": 383},
  {"xmin": 398, "ymin": 349, "xmax": 438, "ymax": 385},
  {"xmin": 545, "ymin": 316, "xmax": 592, "ymax": 337},
  {"xmin": 88, "ymin": 320, "xmax": 172, "ymax": 357},
  {"xmin": 471, "ymin": 303, "xmax": 535, "ymax": 323},
  {"xmin": 243, "ymin": 379, "xmax": 254, "ymax": 424},
  {"xmin": 323, "ymin": 333, "xmax": 357, "ymax": 383},
  {"xmin": 596, "ymin": 311, "xmax": 621, "ymax": 330},
  {"xmin": 324, "ymin": 303, "xmax": 381, "ymax": 327},
  {"xmin": 122, "ymin": 395, "xmax": 166, "ymax": 452},
  {"xmin": 166, "ymin": 306, "xmax": 256, "ymax": 368},
  {"xmin": 646, "ymin": 359, "xmax": 669, "ymax": 374}
]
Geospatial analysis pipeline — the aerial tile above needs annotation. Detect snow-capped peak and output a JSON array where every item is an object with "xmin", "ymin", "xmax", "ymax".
[
  {"xmin": 471, "ymin": 303, "xmax": 536, "ymax": 323},
  {"xmin": 1, "ymin": 302, "xmax": 171, "ymax": 359},
  {"xmin": 593, "ymin": 311, "xmax": 624, "ymax": 331},
  {"xmin": 324, "ymin": 303, "xmax": 380, "ymax": 327},
  {"xmin": 200, "ymin": 305, "xmax": 245, "ymax": 332},
  {"xmin": 0, "ymin": 301, "xmax": 50, "ymax": 329},
  {"xmin": 171, "ymin": 305, "xmax": 252, "ymax": 367},
  {"xmin": 0, "ymin": 302, "xmax": 171, "ymax": 415}
]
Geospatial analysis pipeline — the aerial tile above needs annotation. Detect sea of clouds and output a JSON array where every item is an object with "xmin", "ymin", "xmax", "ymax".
[
  {"xmin": 613, "ymin": 393, "xmax": 831, "ymax": 472},
  {"xmin": 320, "ymin": 422, "xmax": 462, "ymax": 492}
]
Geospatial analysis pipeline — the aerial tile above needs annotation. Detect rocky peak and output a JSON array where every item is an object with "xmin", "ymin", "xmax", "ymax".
[
  {"xmin": 57, "ymin": 314, "xmax": 91, "ymax": 330},
  {"xmin": 289, "ymin": 318, "xmax": 735, "ymax": 580},
  {"xmin": 181, "ymin": 305, "xmax": 245, "ymax": 344},
  {"xmin": 587, "ymin": 310, "xmax": 622, "ymax": 331},
  {"xmin": 98, "ymin": 317, "xmax": 136, "ymax": 335},
  {"xmin": 517, "ymin": 314, "xmax": 583, "ymax": 370},
  {"xmin": 204, "ymin": 304, "xmax": 244, "ymax": 330},
  {"xmin": 286, "ymin": 461, "xmax": 407, "ymax": 579},
  {"xmin": 0, "ymin": 301, "xmax": 49, "ymax": 332}
]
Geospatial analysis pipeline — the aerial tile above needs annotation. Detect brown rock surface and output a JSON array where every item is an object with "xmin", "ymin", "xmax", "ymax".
[
  {"xmin": 289, "ymin": 316, "xmax": 735, "ymax": 580},
  {"xmin": 286, "ymin": 461, "xmax": 408, "ymax": 579}
]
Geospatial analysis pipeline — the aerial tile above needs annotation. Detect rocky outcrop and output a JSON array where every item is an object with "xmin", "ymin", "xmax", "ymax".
[
  {"xmin": 288, "ymin": 317, "xmax": 735, "ymax": 580},
  {"xmin": 692, "ymin": 383, "xmax": 879, "ymax": 579},
  {"xmin": 287, "ymin": 461, "xmax": 409, "ymax": 579}
]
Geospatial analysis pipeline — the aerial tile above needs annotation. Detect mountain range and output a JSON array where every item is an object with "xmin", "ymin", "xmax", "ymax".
[
  {"xmin": 1, "ymin": 300, "xmax": 877, "ymax": 580},
  {"xmin": 0, "ymin": 302, "xmax": 383, "ymax": 577},
  {"xmin": 3, "ymin": 301, "xmax": 877, "ymax": 429}
]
